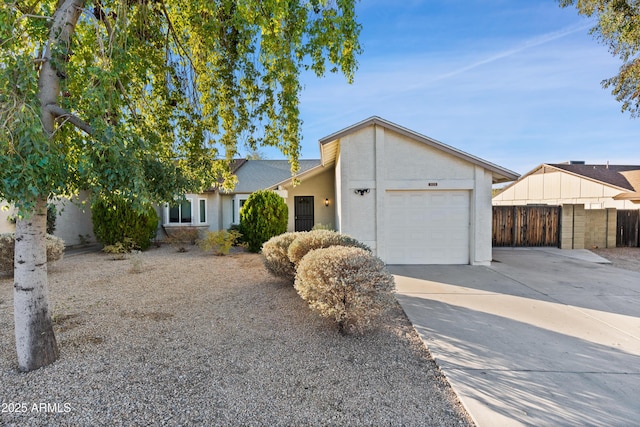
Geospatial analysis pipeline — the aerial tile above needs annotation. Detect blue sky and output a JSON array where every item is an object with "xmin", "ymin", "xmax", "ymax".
[{"xmin": 247, "ymin": 0, "xmax": 639, "ymax": 177}]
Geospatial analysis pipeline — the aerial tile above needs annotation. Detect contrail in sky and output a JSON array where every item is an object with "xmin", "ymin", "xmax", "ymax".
[{"xmin": 435, "ymin": 21, "xmax": 595, "ymax": 81}]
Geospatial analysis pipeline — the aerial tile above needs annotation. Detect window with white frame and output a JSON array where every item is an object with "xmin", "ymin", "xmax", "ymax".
[
  {"xmin": 167, "ymin": 198, "xmax": 192, "ymax": 224},
  {"xmin": 198, "ymin": 198, "xmax": 207, "ymax": 224},
  {"xmin": 232, "ymin": 194, "xmax": 249, "ymax": 225}
]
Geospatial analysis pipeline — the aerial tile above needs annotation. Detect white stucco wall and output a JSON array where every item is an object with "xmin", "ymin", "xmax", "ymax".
[
  {"xmin": 493, "ymin": 170, "xmax": 639, "ymax": 209},
  {"xmin": 2, "ymin": 194, "xmax": 95, "ymax": 246},
  {"xmin": 335, "ymin": 124, "xmax": 493, "ymax": 265}
]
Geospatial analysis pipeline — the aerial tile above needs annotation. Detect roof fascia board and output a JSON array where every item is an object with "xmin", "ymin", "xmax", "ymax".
[
  {"xmin": 269, "ymin": 163, "xmax": 327, "ymax": 190},
  {"xmin": 320, "ymin": 116, "xmax": 519, "ymax": 181}
]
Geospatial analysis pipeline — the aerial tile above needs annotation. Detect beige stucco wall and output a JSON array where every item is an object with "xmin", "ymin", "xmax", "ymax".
[
  {"xmin": 335, "ymin": 124, "xmax": 493, "ymax": 265},
  {"xmin": 494, "ymin": 170, "xmax": 638, "ymax": 209},
  {"xmin": 283, "ymin": 167, "xmax": 336, "ymax": 231}
]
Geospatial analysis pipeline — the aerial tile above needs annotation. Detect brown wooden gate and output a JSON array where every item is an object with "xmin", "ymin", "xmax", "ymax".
[
  {"xmin": 493, "ymin": 206, "xmax": 561, "ymax": 247},
  {"xmin": 617, "ymin": 210, "xmax": 639, "ymax": 247}
]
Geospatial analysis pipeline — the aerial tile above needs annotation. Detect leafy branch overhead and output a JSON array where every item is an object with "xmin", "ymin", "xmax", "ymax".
[
  {"xmin": 0, "ymin": 0, "xmax": 361, "ymax": 373},
  {"xmin": 560, "ymin": 0, "xmax": 640, "ymax": 116},
  {"xmin": 0, "ymin": 0, "xmax": 362, "ymax": 212}
]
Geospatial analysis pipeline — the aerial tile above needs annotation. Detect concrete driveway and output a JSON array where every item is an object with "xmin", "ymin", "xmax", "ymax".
[{"xmin": 390, "ymin": 248, "xmax": 640, "ymax": 427}]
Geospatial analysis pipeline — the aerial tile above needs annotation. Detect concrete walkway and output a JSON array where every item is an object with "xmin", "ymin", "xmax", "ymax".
[{"xmin": 391, "ymin": 248, "xmax": 640, "ymax": 426}]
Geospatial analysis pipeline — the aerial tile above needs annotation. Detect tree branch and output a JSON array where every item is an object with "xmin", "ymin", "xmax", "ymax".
[{"xmin": 45, "ymin": 104, "xmax": 93, "ymax": 136}]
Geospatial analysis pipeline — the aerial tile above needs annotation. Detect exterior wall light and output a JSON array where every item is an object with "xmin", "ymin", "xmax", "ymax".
[{"xmin": 324, "ymin": 198, "xmax": 329, "ymax": 207}]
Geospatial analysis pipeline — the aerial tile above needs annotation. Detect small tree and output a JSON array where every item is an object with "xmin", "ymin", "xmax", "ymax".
[
  {"xmin": 240, "ymin": 190, "xmax": 288, "ymax": 252},
  {"xmin": 1, "ymin": 0, "xmax": 360, "ymax": 372},
  {"xmin": 92, "ymin": 197, "xmax": 158, "ymax": 251}
]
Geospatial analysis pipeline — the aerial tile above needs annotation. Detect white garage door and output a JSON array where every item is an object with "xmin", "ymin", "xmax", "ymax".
[{"xmin": 384, "ymin": 190, "xmax": 470, "ymax": 264}]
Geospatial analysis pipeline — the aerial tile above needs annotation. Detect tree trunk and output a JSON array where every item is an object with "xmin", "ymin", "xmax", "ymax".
[{"xmin": 13, "ymin": 198, "xmax": 59, "ymax": 372}]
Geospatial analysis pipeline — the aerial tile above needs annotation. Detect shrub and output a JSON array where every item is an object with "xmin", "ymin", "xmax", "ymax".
[
  {"xmin": 239, "ymin": 190, "xmax": 288, "ymax": 252},
  {"xmin": 0, "ymin": 233, "xmax": 65, "ymax": 274},
  {"xmin": 312, "ymin": 223, "xmax": 334, "ymax": 231},
  {"xmin": 46, "ymin": 204, "xmax": 57, "ymax": 235},
  {"xmin": 287, "ymin": 229, "xmax": 370, "ymax": 266},
  {"xmin": 294, "ymin": 246, "xmax": 396, "ymax": 334},
  {"xmin": 163, "ymin": 227, "xmax": 201, "ymax": 252},
  {"xmin": 197, "ymin": 230, "xmax": 242, "ymax": 256},
  {"xmin": 262, "ymin": 232, "xmax": 304, "ymax": 282},
  {"xmin": 102, "ymin": 238, "xmax": 137, "ymax": 259},
  {"xmin": 92, "ymin": 198, "xmax": 158, "ymax": 250}
]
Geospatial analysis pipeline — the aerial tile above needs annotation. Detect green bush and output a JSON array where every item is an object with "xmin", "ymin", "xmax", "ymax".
[
  {"xmin": 0, "ymin": 233, "xmax": 65, "ymax": 274},
  {"xmin": 198, "ymin": 230, "xmax": 242, "ymax": 256},
  {"xmin": 262, "ymin": 232, "xmax": 304, "ymax": 282},
  {"xmin": 92, "ymin": 198, "xmax": 158, "ymax": 251},
  {"xmin": 46, "ymin": 204, "xmax": 57, "ymax": 235},
  {"xmin": 294, "ymin": 246, "xmax": 396, "ymax": 334},
  {"xmin": 239, "ymin": 190, "xmax": 288, "ymax": 252},
  {"xmin": 287, "ymin": 229, "xmax": 370, "ymax": 266}
]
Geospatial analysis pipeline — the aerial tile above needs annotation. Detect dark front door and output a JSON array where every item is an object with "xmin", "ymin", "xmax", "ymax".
[{"xmin": 294, "ymin": 196, "xmax": 314, "ymax": 232}]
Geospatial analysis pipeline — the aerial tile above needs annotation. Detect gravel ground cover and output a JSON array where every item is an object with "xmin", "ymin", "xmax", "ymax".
[
  {"xmin": 0, "ymin": 245, "xmax": 473, "ymax": 426},
  {"xmin": 591, "ymin": 247, "xmax": 640, "ymax": 273}
]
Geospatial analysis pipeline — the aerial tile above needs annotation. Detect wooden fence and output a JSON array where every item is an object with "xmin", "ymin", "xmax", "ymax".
[
  {"xmin": 617, "ymin": 210, "xmax": 640, "ymax": 247},
  {"xmin": 493, "ymin": 206, "xmax": 561, "ymax": 247}
]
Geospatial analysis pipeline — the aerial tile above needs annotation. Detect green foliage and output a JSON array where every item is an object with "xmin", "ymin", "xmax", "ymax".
[
  {"xmin": 287, "ymin": 229, "xmax": 371, "ymax": 265},
  {"xmin": 560, "ymin": 0, "xmax": 640, "ymax": 115},
  {"xmin": 102, "ymin": 239, "xmax": 137, "ymax": 260},
  {"xmin": 294, "ymin": 246, "xmax": 396, "ymax": 334},
  {"xmin": 312, "ymin": 223, "xmax": 334, "ymax": 231},
  {"xmin": 239, "ymin": 190, "xmax": 288, "ymax": 252},
  {"xmin": 262, "ymin": 232, "xmax": 304, "ymax": 282},
  {"xmin": 0, "ymin": 233, "xmax": 65, "ymax": 274},
  {"xmin": 198, "ymin": 230, "xmax": 242, "ymax": 256},
  {"xmin": 0, "ymin": 1, "xmax": 362, "ymax": 214},
  {"xmin": 46, "ymin": 204, "xmax": 57, "ymax": 235},
  {"xmin": 92, "ymin": 198, "xmax": 158, "ymax": 251}
]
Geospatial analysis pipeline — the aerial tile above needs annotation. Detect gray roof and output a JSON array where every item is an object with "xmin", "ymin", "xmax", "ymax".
[
  {"xmin": 231, "ymin": 159, "xmax": 321, "ymax": 193},
  {"xmin": 549, "ymin": 164, "xmax": 640, "ymax": 191}
]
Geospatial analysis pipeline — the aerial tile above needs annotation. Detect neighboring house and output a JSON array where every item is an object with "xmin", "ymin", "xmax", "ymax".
[
  {"xmin": 2, "ymin": 116, "xmax": 519, "ymax": 264},
  {"xmin": 493, "ymin": 162, "xmax": 640, "ymax": 209}
]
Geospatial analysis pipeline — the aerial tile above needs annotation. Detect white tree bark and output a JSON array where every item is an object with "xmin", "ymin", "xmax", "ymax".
[
  {"xmin": 13, "ymin": 198, "xmax": 59, "ymax": 371},
  {"xmin": 11, "ymin": 0, "xmax": 86, "ymax": 372}
]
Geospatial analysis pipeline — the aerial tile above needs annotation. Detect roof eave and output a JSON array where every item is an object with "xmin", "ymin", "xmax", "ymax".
[{"xmin": 320, "ymin": 116, "xmax": 519, "ymax": 183}]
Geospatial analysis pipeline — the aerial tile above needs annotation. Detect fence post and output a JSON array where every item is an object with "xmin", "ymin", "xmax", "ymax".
[{"xmin": 560, "ymin": 205, "xmax": 574, "ymax": 249}]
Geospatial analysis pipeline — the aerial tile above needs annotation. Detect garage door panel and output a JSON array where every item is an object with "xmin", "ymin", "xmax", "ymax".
[{"xmin": 384, "ymin": 190, "xmax": 469, "ymax": 264}]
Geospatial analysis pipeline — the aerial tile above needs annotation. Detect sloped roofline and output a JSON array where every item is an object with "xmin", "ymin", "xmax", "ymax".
[
  {"xmin": 319, "ymin": 116, "xmax": 519, "ymax": 183},
  {"xmin": 268, "ymin": 162, "xmax": 326, "ymax": 190},
  {"xmin": 494, "ymin": 163, "xmax": 636, "ymax": 197}
]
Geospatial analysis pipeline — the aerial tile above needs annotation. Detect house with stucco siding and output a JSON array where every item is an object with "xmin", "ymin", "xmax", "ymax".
[
  {"xmin": 2, "ymin": 117, "xmax": 518, "ymax": 265},
  {"xmin": 493, "ymin": 162, "xmax": 640, "ymax": 209}
]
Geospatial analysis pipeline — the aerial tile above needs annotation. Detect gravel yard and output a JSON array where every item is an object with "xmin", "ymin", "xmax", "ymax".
[
  {"xmin": 591, "ymin": 247, "xmax": 640, "ymax": 273},
  {"xmin": 0, "ymin": 245, "xmax": 473, "ymax": 426}
]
